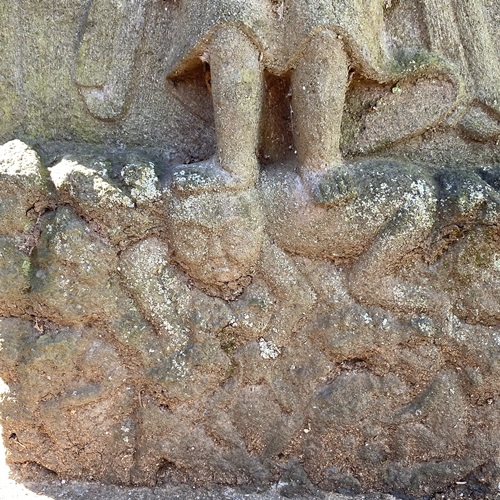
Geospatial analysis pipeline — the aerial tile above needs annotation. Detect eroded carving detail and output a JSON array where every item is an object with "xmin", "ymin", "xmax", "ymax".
[{"xmin": 0, "ymin": 0, "xmax": 499, "ymax": 497}]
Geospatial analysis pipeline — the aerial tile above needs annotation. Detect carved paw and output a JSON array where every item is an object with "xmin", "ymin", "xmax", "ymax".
[{"xmin": 302, "ymin": 166, "xmax": 357, "ymax": 207}]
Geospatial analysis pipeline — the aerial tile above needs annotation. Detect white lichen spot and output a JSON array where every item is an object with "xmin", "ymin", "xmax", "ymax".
[
  {"xmin": 493, "ymin": 254, "xmax": 500, "ymax": 273},
  {"xmin": 93, "ymin": 160, "xmax": 109, "ymax": 178},
  {"xmin": 173, "ymin": 170, "xmax": 207, "ymax": 188},
  {"xmin": 50, "ymin": 159, "xmax": 134, "ymax": 208},
  {"xmin": 121, "ymin": 161, "xmax": 159, "ymax": 204},
  {"xmin": 259, "ymin": 338, "xmax": 281, "ymax": 360},
  {"xmin": 93, "ymin": 176, "xmax": 135, "ymax": 208},
  {"xmin": 417, "ymin": 320, "xmax": 433, "ymax": 335},
  {"xmin": 0, "ymin": 378, "xmax": 10, "ymax": 396},
  {"xmin": 199, "ymin": 50, "xmax": 210, "ymax": 64},
  {"xmin": 171, "ymin": 354, "xmax": 189, "ymax": 378},
  {"xmin": 466, "ymin": 185, "xmax": 486, "ymax": 206},
  {"xmin": 393, "ymin": 283, "xmax": 406, "ymax": 301}
]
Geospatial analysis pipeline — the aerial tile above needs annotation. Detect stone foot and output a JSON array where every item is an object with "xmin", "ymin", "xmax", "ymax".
[
  {"xmin": 301, "ymin": 164, "xmax": 357, "ymax": 207},
  {"xmin": 171, "ymin": 157, "xmax": 255, "ymax": 195}
]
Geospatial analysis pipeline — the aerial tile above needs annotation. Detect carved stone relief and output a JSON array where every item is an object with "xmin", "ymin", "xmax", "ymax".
[{"xmin": 0, "ymin": 1, "xmax": 499, "ymax": 497}]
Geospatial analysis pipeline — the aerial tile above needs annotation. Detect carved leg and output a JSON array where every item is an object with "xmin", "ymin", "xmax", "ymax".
[
  {"xmin": 172, "ymin": 26, "xmax": 262, "ymax": 195},
  {"xmin": 291, "ymin": 30, "xmax": 355, "ymax": 206},
  {"xmin": 349, "ymin": 180, "xmax": 445, "ymax": 316}
]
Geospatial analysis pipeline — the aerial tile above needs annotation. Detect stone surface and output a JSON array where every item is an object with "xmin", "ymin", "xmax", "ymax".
[
  {"xmin": 0, "ymin": 1, "xmax": 499, "ymax": 498},
  {"xmin": 0, "ymin": 140, "xmax": 49, "ymax": 235},
  {"xmin": 0, "ymin": 140, "xmax": 499, "ymax": 498}
]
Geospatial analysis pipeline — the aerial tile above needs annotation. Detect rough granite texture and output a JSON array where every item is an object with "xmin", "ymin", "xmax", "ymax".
[{"xmin": 1, "ymin": 1, "xmax": 500, "ymax": 499}]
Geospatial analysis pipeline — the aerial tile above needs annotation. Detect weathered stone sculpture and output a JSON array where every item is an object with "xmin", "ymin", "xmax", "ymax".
[
  {"xmin": 0, "ymin": 1, "xmax": 499, "ymax": 498},
  {"xmin": 75, "ymin": 0, "xmax": 147, "ymax": 120},
  {"xmin": 422, "ymin": 0, "xmax": 500, "ymax": 137},
  {"xmin": 167, "ymin": 0, "xmax": 458, "ymax": 205}
]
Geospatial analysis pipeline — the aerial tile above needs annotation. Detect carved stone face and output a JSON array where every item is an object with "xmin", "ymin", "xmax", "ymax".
[{"xmin": 167, "ymin": 190, "xmax": 264, "ymax": 291}]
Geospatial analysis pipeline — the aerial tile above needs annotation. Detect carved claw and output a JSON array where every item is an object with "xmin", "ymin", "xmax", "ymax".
[{"xmin": 301, "ymin": 167, "xmax": 358, "ymax": 207}]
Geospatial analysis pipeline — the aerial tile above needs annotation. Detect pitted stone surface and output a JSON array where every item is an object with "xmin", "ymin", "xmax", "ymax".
[{"xmin": 0, "ymin": 1, "xmax": 499, "ymax": 498}]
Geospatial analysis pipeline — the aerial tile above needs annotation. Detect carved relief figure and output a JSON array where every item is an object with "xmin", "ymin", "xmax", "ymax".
[
  {"xmin": 166, "ymin": 0, "xmax": 438, "ymax": 205},
  {"xmin": 75, "ymin": 0, "xmax": 147, "ymax": 120},
  {"xmin": 167, "ymin": 164, "xmax": 439, "ymax": 321},
  {"xmin": 74, "ymin": 1, "xmax": 472, "ymax": 166},
  {"xmin": 166, "ymin": 189, "xmax": 317, "ymax": 343},
  {"xmin": 166, "ymin": 159, "xmax": 500, "ymax": 325},
  {"xmin": 161, "ymin": 0, "xmax": 498, "ymax": 316}
]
